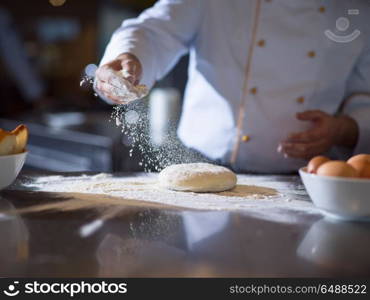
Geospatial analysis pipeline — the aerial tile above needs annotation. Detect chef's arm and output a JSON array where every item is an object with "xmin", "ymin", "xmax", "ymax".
[
  {"xmin": 339, "ymin": 41, "xmax": 370, "ymax": 155},
  {"xmin": 99, "ymin": 0, "xmax": 205, "ymax": 88}
]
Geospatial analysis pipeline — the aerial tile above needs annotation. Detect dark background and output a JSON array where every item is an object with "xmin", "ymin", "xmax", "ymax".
[{"xmin": 0, "ymin": 0, "xmax": 188, "ymax": 172}]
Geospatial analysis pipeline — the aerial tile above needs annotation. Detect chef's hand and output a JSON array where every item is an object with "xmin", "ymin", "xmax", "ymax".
[
  {"xmin": 278, "ymin": 110, "xmax": 359, "ymax": 159},
  {"xmin": 95, "ymin": 53, "xmax": 142, "ymax": 104}
]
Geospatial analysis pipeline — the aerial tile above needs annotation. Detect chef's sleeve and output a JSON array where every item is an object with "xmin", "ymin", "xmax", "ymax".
[
  {"xmin": 99, "ymin": 0, "xmax": 204, "ymax": 88},
  {"xmin": 340, "ymin": 41, "xmax": 370, "ymax": 155}
]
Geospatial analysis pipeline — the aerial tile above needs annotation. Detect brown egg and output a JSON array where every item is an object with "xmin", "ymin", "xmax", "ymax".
[
  {"xmin": 347, "ymin": 154, "xmax": 370, "ymax": 178},
  {"xmin": 307, "ymin": 156, "xmax": 330, "ymax": 174},
  {"xmin": 317, "ymin": 161, "xmax": 358, "ymax": 178}
]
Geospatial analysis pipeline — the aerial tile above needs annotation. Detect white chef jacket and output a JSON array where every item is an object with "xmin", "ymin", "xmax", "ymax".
[{"xmin": 100, "ymin": 0, "xmax": 370, "ymax": 173}]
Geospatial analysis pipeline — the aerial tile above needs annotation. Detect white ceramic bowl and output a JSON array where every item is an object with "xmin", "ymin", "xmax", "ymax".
[
  {"xmin": 299, "ymin": 167, "xmax": 370, "ymax": 221},
  {"xmin": 0, "ymin": 152, "xmax": 27, "ymax": 190}
]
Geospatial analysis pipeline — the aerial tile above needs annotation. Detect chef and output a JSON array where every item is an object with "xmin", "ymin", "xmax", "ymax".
[{"xmin": 96, "ymin": 0, "xmax": 370, "ymax": 173}]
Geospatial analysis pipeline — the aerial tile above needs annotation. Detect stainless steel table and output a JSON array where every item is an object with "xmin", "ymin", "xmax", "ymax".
[{"xmin": 1, "ymin": 172, "xmax": 369, "ymax": 277}]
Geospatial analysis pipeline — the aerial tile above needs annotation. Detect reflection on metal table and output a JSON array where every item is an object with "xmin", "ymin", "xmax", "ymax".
[{"xmin": 0, "ymin": 171, "xmax": 369, "ymax": 277}]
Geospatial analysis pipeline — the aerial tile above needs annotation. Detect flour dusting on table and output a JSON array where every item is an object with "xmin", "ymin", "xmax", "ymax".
[{"xmin": 17, "ymin": 173, "xmax": 317, "ymax": 215}]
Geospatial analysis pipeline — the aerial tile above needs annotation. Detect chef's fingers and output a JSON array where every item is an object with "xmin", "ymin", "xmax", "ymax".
[
  {"xmin": 278, "ymin": 139, "xmax": 328, "ymax": 159},
  {"xmin": 121, "ymin": 60, "xmax": 142, "ymax": 85},
  {"xmin": 285, "ymin": 127, "xmax": 325, "ymax": 143},
  {"xmin": 296, "ymin": 110, "xmax": 327, "ymax": 121},
  {"xmin": 95, "ymin": 64, "xmax": 117, "ymax": 84},
  {"xmin": 283, "ymin": 110, "xmax": 329, "ymax": 142},
  {"xmin": 285, "ymin": 140, "xmax": 328, "ymax": 155},
  {"xmin": 96, "ymin": 81, "xmax": 125, "ymax": 104}
]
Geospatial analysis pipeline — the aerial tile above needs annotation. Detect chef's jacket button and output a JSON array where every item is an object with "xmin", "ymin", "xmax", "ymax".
[
  {"xmin": 319, "ymin": 6, "xmax": 326, "ymax": 13},
  {"xmin": 308, "ymin": 51, "xmax": 316, "ymax": 58},
  {"xmin": 257, "ymin": 39, "xmax": 266, "ymax": 47},
  {"xmin": 250, "ymin": 87, "xmax": 258, "ymax": 95},
  {"xmin": 296, "ymin": 96, "xmax": 305, "ymax": 104},
  {"xmin": 241, "ymin": 135, "xmax": 250, "ymax": 142}
]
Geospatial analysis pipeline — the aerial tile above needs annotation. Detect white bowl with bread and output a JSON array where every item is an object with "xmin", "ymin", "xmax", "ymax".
[
  {"xmin": 299, "ymin": 154, "xmax": 370, "ymax": 221},
  {"xmin": 0, "ymin": 125, "xmax": 28, "ymax": 190}
]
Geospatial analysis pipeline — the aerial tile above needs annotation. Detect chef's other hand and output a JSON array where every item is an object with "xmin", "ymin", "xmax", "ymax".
[
  {"xmin": 278, "ymin": 110, "xmax": 359, "ymax": 159},
  {"xmin": 95, "ymin": 53, "xmax": 142, "ymax": 104}
]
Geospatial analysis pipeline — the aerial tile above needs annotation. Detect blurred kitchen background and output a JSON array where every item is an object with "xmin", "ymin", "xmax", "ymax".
[{"xmin": 0, "ymin": 0, "xmax": 188, "ymax": 172}]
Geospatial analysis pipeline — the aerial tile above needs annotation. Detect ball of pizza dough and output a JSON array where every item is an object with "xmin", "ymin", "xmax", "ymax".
[{"xmin": 158, "ymin": 163, "xmax": 237, "ymax": 192}]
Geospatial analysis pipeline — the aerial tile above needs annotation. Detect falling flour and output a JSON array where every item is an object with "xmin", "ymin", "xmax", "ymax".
[{"xmin": 111, "ymin": 104, "xmax": 206, "ymax": 172}]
